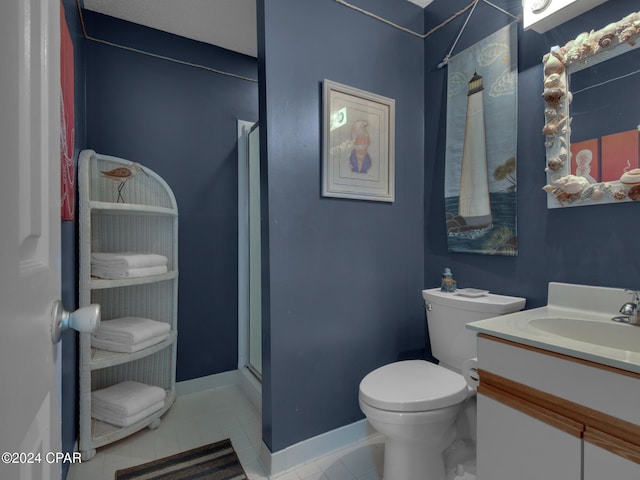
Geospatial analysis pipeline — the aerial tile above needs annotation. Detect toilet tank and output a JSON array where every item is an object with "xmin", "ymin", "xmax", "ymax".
[{"xmin": 422, "ymin": 288, "xmax": 525, "ymax": 372}]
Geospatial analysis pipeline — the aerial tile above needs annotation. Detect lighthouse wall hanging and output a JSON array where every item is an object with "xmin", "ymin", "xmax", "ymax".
[
  {"xmin": 322, "ymin": 80, "xmax": 395, "ymax": 202},
  {"xmin": 444, "ymin": 24, "xmax": 518, "ymax": 256}
]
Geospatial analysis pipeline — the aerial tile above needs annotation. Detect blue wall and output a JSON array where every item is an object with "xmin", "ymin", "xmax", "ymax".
[
  {"xmin": 423, "ymin": 0, "xmax": 640, "ymax": 308},
  {"xmin": 82, "ymin": 11, "xmax": 259, "ymax": 381},
  {"xmin": 258, "ymin": 0, "xmax": 426, "ymax": 452},
  {"xmin": 61, "ymin": 1, "xmax": 85, "ymax": 477}
]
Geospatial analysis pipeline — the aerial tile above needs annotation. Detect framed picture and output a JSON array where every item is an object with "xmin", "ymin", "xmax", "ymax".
[
  {"xmin": 61, "ymin": 1, "xmax": 75, "ymax": 220},
  {"xmin": 322, "ymin": 80, "xmax": 395, "ymax": 202}
]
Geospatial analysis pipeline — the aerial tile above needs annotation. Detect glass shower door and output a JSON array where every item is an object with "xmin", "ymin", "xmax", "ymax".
[{"xmin": 247, "ymin": 123, "xmax": 262, "ymax": 378}]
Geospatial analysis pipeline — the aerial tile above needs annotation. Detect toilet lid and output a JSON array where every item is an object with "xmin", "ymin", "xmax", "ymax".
[{"xmin": 359, "ymin": 360, "xmax": 469, "ymax": 412}]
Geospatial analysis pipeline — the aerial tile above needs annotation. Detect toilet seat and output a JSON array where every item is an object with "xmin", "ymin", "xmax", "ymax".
[{"xmin": 359, "ymin": 360, "xmax": 468, "ymax": 412}]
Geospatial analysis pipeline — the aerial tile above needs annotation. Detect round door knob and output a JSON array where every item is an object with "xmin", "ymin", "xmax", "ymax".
[{"xmin": 51, "ymin": 301, "xmax": 101, "ymax": 344}]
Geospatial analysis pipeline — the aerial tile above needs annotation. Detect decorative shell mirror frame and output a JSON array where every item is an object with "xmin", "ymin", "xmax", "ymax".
[{"xmin": 542, "ymin": 11, "xmax": 640, "ymax": 208}]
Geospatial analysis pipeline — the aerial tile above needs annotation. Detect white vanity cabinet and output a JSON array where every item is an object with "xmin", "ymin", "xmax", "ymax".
[
  {"xmin": 78, "ymin": 150, "xmax": 179, "ymax": 460},
  {"xmin": 584, "ymin": 439, "xmax": 640, "ymax": 479},
  {"xmin": 475, "ymin": 334, "xmax": 640, "ymax": 480},
  {"xmin": 477, "ymin": 393, "xmax": 582, "ymax": 480}
]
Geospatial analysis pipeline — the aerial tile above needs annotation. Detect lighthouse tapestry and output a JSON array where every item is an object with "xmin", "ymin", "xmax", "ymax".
[{"xmin": 444, "ymin": 24, "xmax": 518, "ymax": 256}]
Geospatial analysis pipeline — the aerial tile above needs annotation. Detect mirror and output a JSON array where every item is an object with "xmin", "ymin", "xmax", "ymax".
[{"xmin": 542, "ymin": 11, "xmax": 640, "ymax": 207}]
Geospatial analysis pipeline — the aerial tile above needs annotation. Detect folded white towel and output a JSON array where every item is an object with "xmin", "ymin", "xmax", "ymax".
[
  {"xmin": 91, "ymin": 333, "xmax": 170, "ymax": 353},
  {"xmin": 91, "ymin": 381, "xmax": 166, "ymax": 418},
  {"xmin": 92, "ymin": 317, "xmax": 171, "ymax": 345},
  {"xmin": 91, "ymin": 253, "xmax": 168, "ymax": 269},
  {"xmin": 91, "ymin": 264, "xmax": 167, "ymax": 279},
  {"xmin": 92, "ymin": 400, "xmax": 165, "ymax": 428}
]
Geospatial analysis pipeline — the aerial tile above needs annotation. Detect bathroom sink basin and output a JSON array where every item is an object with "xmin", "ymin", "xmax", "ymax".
[
  {"xmin": 528, "ymin": 317, "xmax": 640, "ymax": 353},
  {"xmin": 467, "ymin": 283, "xmax": 640, "ymax": 374}
]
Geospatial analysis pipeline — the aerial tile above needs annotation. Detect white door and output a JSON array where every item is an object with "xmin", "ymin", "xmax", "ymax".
[{"xmin": 0, "ymin": 1, "xmax": 62, "ymax": 479}]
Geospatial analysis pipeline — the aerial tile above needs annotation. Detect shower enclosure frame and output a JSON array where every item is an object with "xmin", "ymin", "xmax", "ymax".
[{"xmin": 237, "ymin": 119, "xmax": 262, "ymax": 382}]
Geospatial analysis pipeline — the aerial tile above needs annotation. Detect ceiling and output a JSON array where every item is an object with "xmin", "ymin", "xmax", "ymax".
[{"xmin": 82, "ymin": 0, "xmax": 434, "ymax": 59}]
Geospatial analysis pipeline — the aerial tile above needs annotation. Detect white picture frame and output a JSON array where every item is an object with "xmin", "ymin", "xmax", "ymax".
[{"xmin": 322, "ymin": 80, "xmax": 395, "ymax": 202}]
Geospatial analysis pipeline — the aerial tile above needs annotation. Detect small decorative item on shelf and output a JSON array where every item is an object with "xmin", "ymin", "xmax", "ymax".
[
  {"xmin": 100, "ymin": 162, "xmax": 148, "ymax": 203},
  {"xmin": 620, "ymin": 168, "xmax": 640, "ymax": 191},
  {"xmin": 441, "ymin": 268, "xmax": 457, "ymax": 293}
]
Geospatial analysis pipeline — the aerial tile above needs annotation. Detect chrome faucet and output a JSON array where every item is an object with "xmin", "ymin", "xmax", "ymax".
[{"xmin": 613, "ymin": 289, "xmax": 640, "ymax": 326}]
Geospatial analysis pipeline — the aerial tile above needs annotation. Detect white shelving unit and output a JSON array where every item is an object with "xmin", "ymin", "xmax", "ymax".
[{"xmin": 78, "ymin": 150, "xmax": 178, "ymax": 460}]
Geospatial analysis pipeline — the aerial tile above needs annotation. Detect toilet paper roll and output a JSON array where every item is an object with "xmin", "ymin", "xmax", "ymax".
[{"xmin": 462, "ymin": 357, "xmax": 479, "ymax": 390}]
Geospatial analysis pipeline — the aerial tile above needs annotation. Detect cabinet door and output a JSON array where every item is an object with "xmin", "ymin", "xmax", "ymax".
[
  {"xmin": 584, "ymin": 438, "xmax": 640, "ymax": 479},
  {"xmin": 477, "ymin": 393, "xmax": 582, "ymax": 480}
]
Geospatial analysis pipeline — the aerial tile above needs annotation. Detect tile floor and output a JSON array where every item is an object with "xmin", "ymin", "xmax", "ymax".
[{"xmin": 67, "ymin": 384, "xmax": 384, "ymax": 480}]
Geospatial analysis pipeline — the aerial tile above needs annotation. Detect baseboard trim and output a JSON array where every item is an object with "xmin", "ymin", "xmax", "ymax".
[
  {"xmin": 176, "ymin": 368, "xmax": 262, "ymax": 416},
  {"xmin": 176, "ymin": 370, "xmax": 240, "ymax": 396},
  {"xmin": 259, "ymin": 419, "xmax": 378, "ymax": 478}
]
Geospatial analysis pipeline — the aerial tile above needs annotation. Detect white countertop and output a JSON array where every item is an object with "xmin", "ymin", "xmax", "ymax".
[{"xmin": 467, "ymin": 304, "xmax": 640, "ymax": 375}]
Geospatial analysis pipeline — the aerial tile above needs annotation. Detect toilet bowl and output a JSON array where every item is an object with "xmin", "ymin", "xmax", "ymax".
[
  {"xmin": 359, "ymin": 288, "xmax": 526, "ymax": 480},
  {"xmin": 359, "ymin": 360, "xmax": 470, "ymax": 480}
]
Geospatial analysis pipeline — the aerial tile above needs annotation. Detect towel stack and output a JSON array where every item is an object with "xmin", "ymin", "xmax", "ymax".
[
  {"xmin": 92, "ymin": 381, "xmax": 166, "ymax": 427},
  {"xmin": 91, "ymin": 317, "xmax": 171, "ymax": 353},
  {"xmin": 91, "ymin": 252, "xmax": 168, "ymax": 280}
]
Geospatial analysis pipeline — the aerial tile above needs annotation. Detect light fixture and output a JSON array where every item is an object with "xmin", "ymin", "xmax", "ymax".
[{"xmin": 522, "ymin": 0, "xmax": 607, "ymax": 33}]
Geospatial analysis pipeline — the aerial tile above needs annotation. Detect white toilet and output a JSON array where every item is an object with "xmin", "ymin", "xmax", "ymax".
[{"xmin": 359, "ymin": 288, "xmax": 525, "ymax": 480}]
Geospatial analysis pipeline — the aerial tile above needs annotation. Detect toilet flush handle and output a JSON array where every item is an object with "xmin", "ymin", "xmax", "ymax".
[{"xmin": 426, "ymin": 303, "xmax": 433, "ymax": 311}]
